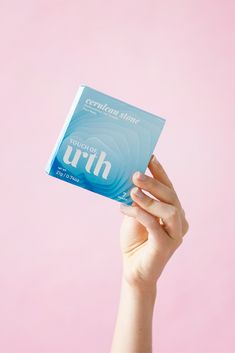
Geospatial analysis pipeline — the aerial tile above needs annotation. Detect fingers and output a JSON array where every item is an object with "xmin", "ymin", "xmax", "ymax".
[
  {"xmin": 180, "ymin": 210, "xmax": 190, "ymax": 236},
  {"xmin": 120, "ymin": 203, "xmax": 170, "ymax": 248},
  {"xmin": 129, "ymin": 187, "xmax": 183, "ymax": 241},
  {"xmin": 132, "ymin": 171, "xmax": 180, "ymax": 207},
  {"xmin": 121, "ymin": 155, "xmax": 189, "ymax": 241},
  {"xmin": 148, "ymin": 154, "xmax": 175, "ymax": 190}
]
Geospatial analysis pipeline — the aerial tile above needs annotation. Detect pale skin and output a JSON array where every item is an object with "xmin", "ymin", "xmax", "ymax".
[{"xmin": 110, "ymin": 154, "xmax": 189, "ymax": 353}]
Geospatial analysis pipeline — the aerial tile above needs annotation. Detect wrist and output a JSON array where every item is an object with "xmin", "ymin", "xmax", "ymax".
[{"xmin": 121, "ymin": 275, "xmax": 157, "ymax": 301}]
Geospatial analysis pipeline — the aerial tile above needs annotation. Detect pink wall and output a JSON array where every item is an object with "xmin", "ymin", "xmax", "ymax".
[{"xmin": 1, "ymin": 1, "xmax": 234, "ymax": 352}]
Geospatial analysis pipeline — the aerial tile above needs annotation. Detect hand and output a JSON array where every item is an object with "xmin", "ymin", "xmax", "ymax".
[{"xmin": 119, "ymin": 154, "xmax": 189, "ymax": 290}]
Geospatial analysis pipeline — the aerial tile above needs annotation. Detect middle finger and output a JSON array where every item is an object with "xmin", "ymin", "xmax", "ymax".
[{"xmin": 132, "ymin": 171, "xmax": 180, "ymax": 207}]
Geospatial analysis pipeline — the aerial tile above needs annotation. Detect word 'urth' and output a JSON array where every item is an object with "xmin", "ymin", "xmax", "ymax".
[{"xmin": 63, "ymin": 145, "xmax": 111, "ymax": 180}]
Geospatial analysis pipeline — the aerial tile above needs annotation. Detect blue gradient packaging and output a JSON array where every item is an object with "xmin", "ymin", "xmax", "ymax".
[{"xmin": 45, "ymin": 85, "xmax": 166, "ymax": 205}]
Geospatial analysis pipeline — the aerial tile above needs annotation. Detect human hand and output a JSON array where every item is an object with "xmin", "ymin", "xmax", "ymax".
[{"xmin": 119, "ymin": 154, "xmax": 189, "ymax": 290}]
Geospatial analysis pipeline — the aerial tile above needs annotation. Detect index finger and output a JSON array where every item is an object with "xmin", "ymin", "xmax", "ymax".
[{"xmin": 148, "ymin": 154, "xmax": 174, "ymax": 190}]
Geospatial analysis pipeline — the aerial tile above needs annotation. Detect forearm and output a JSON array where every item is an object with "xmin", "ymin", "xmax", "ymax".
[{"xmin": 110, "ymin": 276, "xmax": 157, "ymax": 353}]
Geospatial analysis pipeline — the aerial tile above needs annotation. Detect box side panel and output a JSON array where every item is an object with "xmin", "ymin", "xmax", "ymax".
[{"xmin": 44, "ymin": 86, "xmax": 85, "ymax": 174}]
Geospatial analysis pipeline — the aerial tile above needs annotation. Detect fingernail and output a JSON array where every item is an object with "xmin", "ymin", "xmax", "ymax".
[
  {"xmin": 151, "ymin": 154, "xmax": 157, "ymax": 163},
  {"xmin": 134, "ymin": 171, "xmax": 148, "ymax": 181},
  {"xmin": 131, "ymin": 187, "xmax": 145, "ymax": 199}
]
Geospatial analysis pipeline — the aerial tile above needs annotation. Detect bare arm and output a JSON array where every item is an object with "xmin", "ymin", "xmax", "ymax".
[
  {"xmin": 111, "ymin": 277, "xmax": 156, "ymax": 353},
  {"xmin": 110, "ymin": 154, "xmax": 189, "ymax": 353}
]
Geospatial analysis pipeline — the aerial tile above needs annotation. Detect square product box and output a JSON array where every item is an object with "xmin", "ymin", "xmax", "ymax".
[{"xmin": 45, "ymin": 85, "xmax": 166, "ymax": 205}]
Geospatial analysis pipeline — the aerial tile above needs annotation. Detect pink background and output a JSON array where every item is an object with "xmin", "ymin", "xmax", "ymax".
[{"xmin": 1, "ymin": 1, "xmax": 234, "ymax": 352}]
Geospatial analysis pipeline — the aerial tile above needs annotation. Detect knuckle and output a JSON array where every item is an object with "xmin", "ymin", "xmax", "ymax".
[
  {"xmin": 144, "ymin": 177, "xmax": 157, "ymax": 190},
  {"xmin": 169, "ymin": 189, "xmax": 178, "ymax": 203},
  {"xmin": 143, "ymin": 177, "xmax": 153, "ymax": 190},
  {"xmin": 183, "ymin": 218, "xmax": 190, "ymax": 235},
  {"xmin": 148, "ymin": 216, "xmax": 158, "ymax": 229},
  {"xmin": 168, "ymin": 205, "xmax": 179, "ymax": 219},
  {"xmin": 176, "ymin": 237, "xmax": 183, "ymax": 246},
  {"xmin": 146, "ymin": 196, "xmax": 155, "ymax": 208}
]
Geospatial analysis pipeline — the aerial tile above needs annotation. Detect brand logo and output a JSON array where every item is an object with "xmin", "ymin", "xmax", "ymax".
[{"xmin": 63, "ymin": 145, "xmax": 111, "ymax": 180}]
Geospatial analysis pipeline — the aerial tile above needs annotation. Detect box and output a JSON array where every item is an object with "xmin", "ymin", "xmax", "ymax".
[{"xmin": 45, "ymin": 85, "xmax": 166, "ymax": 205}]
